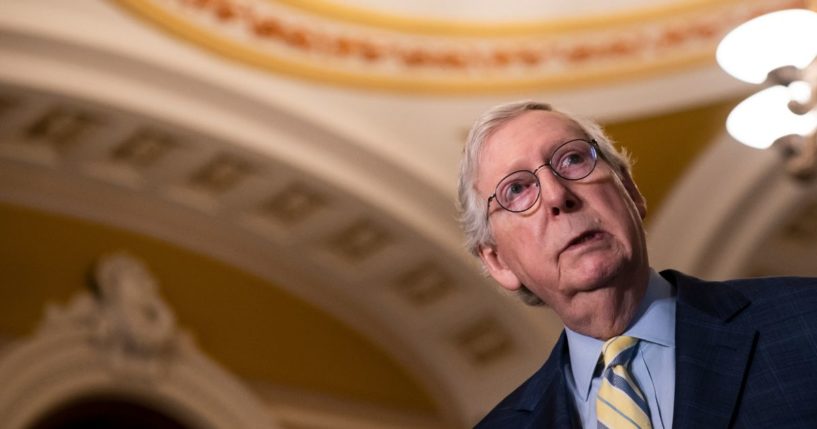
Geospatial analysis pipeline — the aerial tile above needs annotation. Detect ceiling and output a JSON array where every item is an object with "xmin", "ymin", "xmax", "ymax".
[{"xmin": 1, "ymin": 0, "xmax": 816, "ymax": 428}]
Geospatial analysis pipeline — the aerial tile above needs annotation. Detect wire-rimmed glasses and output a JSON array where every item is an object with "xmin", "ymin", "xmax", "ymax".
[{"xmin": 486, "ymin": 139, "xmax": 599, "ymax": 219}]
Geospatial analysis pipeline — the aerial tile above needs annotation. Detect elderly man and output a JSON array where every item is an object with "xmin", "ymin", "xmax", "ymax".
[{"xmin": 458, "ymin": 101, "xmax": 817, "ymax": 428}]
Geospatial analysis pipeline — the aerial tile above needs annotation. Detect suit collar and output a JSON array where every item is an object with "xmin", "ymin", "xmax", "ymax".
[
  {"xmin": 662, "ymin": 269, "xmax": 750, "ymax": 321},
  {"xmin": 514, "ymin": 332, "xmax": 581, "ymax": 428},
  {"xmin": 661, "ymin": 269, "xmax": 757, "ymax": 429},
  {"xmin": 516, "ymin": 332, "xmax": 569, "ymax": 411}
]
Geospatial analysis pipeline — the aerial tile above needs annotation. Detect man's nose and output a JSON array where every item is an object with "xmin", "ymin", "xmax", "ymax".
[{"xmin": 537, "ymin": 169, "xmax": 579, "ymax": 216}]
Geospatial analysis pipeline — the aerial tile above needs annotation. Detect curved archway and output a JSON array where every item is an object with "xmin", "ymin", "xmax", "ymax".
[
  {"xmin": 648, "ymin": 132, "xmax": 817, "ymax": 279},
  {"xmin": 0, "ymin": 7, "xmax": 559, "ymax": 425}
]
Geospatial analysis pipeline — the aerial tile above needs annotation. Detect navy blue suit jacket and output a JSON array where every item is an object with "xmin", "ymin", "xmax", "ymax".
[{"xmin": 475, "ymin": 270, "xmax": 817, "ymax": 428}]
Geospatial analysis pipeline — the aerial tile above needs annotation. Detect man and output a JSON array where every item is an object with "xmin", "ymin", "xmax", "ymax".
[{"xmin": 458, "ymin": 101, "xmax": 817, "ymax": 428}]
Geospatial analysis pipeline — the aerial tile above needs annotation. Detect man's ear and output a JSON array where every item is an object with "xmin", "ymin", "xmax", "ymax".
[
  {"xmin": 478, "ymin": 244, "xmax": 523, "ymax": 292},
  {"xmin": 619, "ymin": 168, "xmax": 647, "ymax": 220}
]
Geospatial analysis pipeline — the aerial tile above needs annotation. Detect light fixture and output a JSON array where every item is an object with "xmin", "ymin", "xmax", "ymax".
[{"xmin": 717, "ymin": 8, "xmax": 817, "ymax": 181}]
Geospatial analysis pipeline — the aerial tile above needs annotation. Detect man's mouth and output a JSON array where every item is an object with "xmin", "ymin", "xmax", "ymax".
[{"xmin": 564, "ymin": 230, "xmax": 604, "ymax": 250}]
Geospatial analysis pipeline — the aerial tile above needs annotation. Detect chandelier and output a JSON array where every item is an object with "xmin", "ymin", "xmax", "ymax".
[{"xmin": 717, "ymin": 8, "xmax": 817, "ymax": 181}]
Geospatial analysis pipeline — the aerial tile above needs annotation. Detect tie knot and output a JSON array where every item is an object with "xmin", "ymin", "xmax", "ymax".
[{"xmin": 601, "ymin": 335, "xmax": 639, "ymax": 368}]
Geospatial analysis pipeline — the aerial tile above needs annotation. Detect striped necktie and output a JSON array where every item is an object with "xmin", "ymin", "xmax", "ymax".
[{"xmin": 596, "ymin": 336, "xmax": 652, "ymax": 429}]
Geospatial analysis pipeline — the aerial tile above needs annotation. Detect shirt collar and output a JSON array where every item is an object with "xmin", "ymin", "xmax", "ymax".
[{"xmin": 564, "ymin": 269, "xmax": 676, "ymax": 400}]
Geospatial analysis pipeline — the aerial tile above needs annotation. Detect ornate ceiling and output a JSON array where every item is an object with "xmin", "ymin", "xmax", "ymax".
[{"xmin": 117, "ymin": 0, "xmax": 803, "ymax": 92}]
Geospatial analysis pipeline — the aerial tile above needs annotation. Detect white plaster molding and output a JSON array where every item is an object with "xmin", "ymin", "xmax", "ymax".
[
  {"xmin": 0, "ymin": 4, "xmax": 464, "ymax": 263},
  {"xmin": 0, "ymin": 29, "xmax": 555, "ymax": 425},
  {"xmin": 648, "ymin": 132, "xmax": 817, "ymax": 279},
  {"xmin": 0, "ymin": 252, "xmax": 276, "ymax": 429},
  {"xmin": 250, "ymin": 382, "xmax": 451, "ymax": 429}
]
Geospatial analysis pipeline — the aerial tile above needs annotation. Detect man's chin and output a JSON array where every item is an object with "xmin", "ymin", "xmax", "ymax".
[{"xmin": 562, "ymin": 261, "xmax": 624, "ymax": 293}]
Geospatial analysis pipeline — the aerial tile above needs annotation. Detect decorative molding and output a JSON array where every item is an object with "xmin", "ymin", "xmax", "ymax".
[
  {"xmin": 273, "ymin": 0, "xmax": 754, "ymax": 36},
  {"xmin": 257, "ymin": 182, "xmax": 329, "ymax": 225},
  {"xmin": 647, "ymin": 131, "xmax": 817, "ymax": 280},
  {"xmin": 451, "ymin": 317, "xmax": 514, "ymax": 367},
  {"xmin": 0, "ymin": 78, "xmax": 547, "ymax": 427},
  {"xmin": 25, "ymin": 106, "xmax": 102, "ymax": 151},
  {"xmin": 250, "ymin": 382, "xmax": 450, "ymax": 429},
  {"xmin": 327, "ymin": 218, "xmax": 393, "ymax": 262},
  {"xmin": 40, "ymin": 252, "xmax": 180, "ymax": 380},
  {"xmin": 392, "ymin": 262, "xmax": 456, "ymax": 307},
  {"xmin": 113, "ymin": 0, "xmax": 805, "ymax": 92},
  {"xmin": 0, "ymin": 252, "xmax": 276, "ymax": 429},
  {"xmin": 110, "ymin": 128, "xmax": 179, "ymax": 169},
  {"xmin": 187, "ymin": 153, "xmax": 255, "ymax": 194}
]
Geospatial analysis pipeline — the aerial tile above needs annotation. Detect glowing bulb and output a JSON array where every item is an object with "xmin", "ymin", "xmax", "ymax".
[
  {"xmin": 788, "ymin": 80, "xmax": 812, "ymax": 104},
  {"xmin": 717, "ymin": 9, "xmax": 817, "ymax": 84},
  {"xmin": 727, "ymin": 86, "xmax": 817, "ymax": 149}
]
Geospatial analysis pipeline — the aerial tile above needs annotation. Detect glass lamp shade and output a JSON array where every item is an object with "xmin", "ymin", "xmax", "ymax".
[
  {"xmin": 726, "ymin": 85, "xmax": 817, "ymax": 149},
  {"xmin": 788, "ymin": 80, "xmax": 813, "ymax": 104},
  {"xmin": 716, "ymin": 9, "xmax": 817, "ymax": 84}
]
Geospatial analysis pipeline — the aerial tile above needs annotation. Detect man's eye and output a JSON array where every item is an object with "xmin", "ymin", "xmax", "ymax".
[
  {"xmin": 560, "ymin": 152, "xmax": 585, "ymax": 166},
  {"xmin": 502, "ymin": 180, "xmax": 533, "ymax": 202},
  {"xmin": 509, "ymin": 182, "xmax": 526, "ymax": 194}
]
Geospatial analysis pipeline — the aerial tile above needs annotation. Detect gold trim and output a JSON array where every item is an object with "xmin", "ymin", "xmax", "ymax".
[
  {"xmin": 112, "ymin": 0, "xmax": 716, "ymax": 93},
  {"xmin": 272, "ymin": 0, "xmax": 744, "ymax": 36}
]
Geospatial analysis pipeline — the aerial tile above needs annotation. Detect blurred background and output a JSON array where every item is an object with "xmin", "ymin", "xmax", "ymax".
[{"xmin": 1, "ymin": 0, "xmax": 816, "ymax": 428}]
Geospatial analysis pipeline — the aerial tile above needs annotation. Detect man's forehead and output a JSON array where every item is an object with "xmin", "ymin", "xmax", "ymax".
[
  {"xmin": 499, "ymin": 110, "xmax": 579, "ymax": 141},
  {"xmin": 480, "ymin": 110, "xmax": 584, "ymax": 160},
  {"xmin": 474, "ymin": 110, "xmax": 584, "ymax": 191}
]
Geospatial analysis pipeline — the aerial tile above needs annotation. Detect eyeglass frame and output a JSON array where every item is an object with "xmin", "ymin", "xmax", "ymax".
[{"xmin": 485, "ymin": 138, "xmax": 602, "ymax": 220}]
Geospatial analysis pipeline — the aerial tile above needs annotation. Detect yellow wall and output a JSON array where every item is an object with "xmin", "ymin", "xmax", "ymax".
[{"xmin": 0, "ymin": 202, "xmax": 438, "ymax": 414}]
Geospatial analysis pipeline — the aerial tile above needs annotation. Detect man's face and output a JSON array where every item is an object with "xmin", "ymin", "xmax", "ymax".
[{"xmin": 475, "ymin": 110, "xmax": 649, "ymax": 336}]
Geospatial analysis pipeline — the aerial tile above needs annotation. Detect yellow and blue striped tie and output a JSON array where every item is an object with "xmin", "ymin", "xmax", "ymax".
[{"xmin": 596, "ymin": 336, "xmax": 652, "ymax": 429}]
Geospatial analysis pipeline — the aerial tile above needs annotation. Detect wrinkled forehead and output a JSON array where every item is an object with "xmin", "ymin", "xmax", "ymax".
[{"xmin": 475, "ymin": 110, "xmax": 586, "ymax": 190}]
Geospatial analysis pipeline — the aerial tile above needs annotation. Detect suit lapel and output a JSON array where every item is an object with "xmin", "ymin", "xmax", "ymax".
[
  {"xmin": 517, "ymin": 333, "xmax": 581, "ymax": 429},
  {"xmin": 662, "ymin": 270, "xmax": 757, "ymax": 429}
]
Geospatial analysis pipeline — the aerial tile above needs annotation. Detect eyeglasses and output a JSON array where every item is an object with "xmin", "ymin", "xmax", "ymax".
[{"xmin": 486, "ymin": 139, "xmax": 599, "ymax": 219}]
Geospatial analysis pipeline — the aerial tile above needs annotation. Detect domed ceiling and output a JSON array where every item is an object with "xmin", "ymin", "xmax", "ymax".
[{"xmin": 117, "ymin": 0, "xmax": 799, "ymax": 92}]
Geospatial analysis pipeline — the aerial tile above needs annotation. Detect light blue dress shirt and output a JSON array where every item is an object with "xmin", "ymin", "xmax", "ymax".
[{"xmin": 564, "ymin": 269, "xmax": 676, "ymax": 429}]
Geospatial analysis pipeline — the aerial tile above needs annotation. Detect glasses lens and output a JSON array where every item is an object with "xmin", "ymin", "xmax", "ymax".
[
  {"xmin": 551, "ymin": 140, "xmax": 597, "ymax": 180},
  {"xmin": 495, "ymin": 171, "xmax": 539, "ymax": 212}
]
